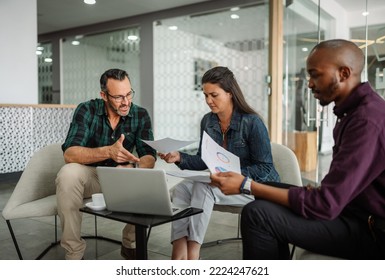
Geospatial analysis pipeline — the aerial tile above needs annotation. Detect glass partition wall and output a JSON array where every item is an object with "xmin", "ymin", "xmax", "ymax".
[
  {"xmin": 37, "ymin": 42, "xmax": 54, "ymax": 104},
  {"xmin": 45, "ymin": 1, "xmax": 271, "ymax": 153},
  {"xmin": 282, "ymin": 0, "xmax": 335, "ymax": 185},
  {"xmin": 61, "ymin": 27, "xmax": 141, "ymax": 105},
  {"xmin": 281, "ymin": 0, "xmax": 385, "ymax": 185},
  {"xmin": 153, "ymin": 2, "xmax": 270, "ymax": 148},
  {"xmin": 352, "ymin": 24, "xmax": 385, "ymax": 99}
]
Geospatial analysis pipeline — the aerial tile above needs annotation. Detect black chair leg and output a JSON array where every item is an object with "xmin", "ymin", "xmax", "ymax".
[
  {"xmin": 6, "ymin": 220, "xmax": 23, "ymax": 260},
  {"xmin": 36, "ymin": 215, "xmax": 60, "ymax": 260},
  {"xmin": 290, "ymin": 245, "xmax": 296, "ymax": 259},
  {"xmin": 7, "ymin": 216, "xmax": 59, "ymax": 260},
  {"xmin": 202, "ymin": 213, "xmax": 242, "ymax": 247},
  {"xmin": 7, "ymin": 215, "xmax": 120, "ymax": 259}
]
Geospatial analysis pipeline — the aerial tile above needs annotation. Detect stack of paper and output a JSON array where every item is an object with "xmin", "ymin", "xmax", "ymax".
[
  {"xmin": 142, "ymin": 138, "xmax": 196, "ymax": 154},
  {"xmin": 166, "ymin": 170, "xmax": 211, "ymax": 183},
  {"xmin": 142, "ymin": 134, "xmax": 240, "ymax": 182},
  {"xmin": 201, "ymin": 131, "xmax": 241, "ymax": 174}
]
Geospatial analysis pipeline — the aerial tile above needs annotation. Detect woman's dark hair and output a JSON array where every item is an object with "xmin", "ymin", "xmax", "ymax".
[
  {"xmin": 201, "ymin": 66, "xmax": 259, "ymax": 115},
  {"xmin": 100, "ymin": 68, "xmax": 130, "ymax": 92}
]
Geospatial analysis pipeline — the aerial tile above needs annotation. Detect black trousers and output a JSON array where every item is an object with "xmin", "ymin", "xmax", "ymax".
[{"xmin": 241, "ymin": 183, "xmax": 385, "ymax": 260}]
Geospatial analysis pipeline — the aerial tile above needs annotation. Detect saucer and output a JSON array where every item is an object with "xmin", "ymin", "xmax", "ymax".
[{"xmin": 85, "ymin": 202, "xmax": 106, "ymax": 211}]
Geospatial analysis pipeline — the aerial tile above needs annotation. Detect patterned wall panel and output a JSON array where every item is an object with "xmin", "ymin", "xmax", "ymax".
[
  {"xmin": 32, "ymin": 107, "xmax": 75, "ymax": 151},
  {"xmin": 0, "ymin": 106, "xmax": 75, "ymax": 173},
  {"xmin": 0, "ymin": 107, "xmax": 33, "ymax": 173}
]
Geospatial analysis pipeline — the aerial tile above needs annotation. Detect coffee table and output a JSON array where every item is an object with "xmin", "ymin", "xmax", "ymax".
[{"xmin": 80, "ymin": 207, "xmax": 203, "ymax": 259}]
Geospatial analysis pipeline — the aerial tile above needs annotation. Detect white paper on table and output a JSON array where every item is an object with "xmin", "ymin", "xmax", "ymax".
[
  {"xmin": 166, "ymin": 170, "xmax": 211, "ymax": 183},
  {"xmin": 201, "ymin": 131, "xmax": 241, "ymax": 174},
  {"xmin": 142, "ymin": 138, "xmax": 196, "ymax": 154}
]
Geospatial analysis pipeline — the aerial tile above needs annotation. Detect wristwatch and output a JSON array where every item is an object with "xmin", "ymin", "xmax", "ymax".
[{"xmin": 240, "ymin": 177, "xmax": 252, "ymax": 195}]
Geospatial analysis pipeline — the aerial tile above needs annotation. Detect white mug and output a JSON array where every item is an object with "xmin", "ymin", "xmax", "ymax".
[{"xmin": 92, "ymin": 193, "xmax": 106, "ymax": 207}]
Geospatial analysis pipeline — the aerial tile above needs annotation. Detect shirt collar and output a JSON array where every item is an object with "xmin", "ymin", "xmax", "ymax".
[
  {"xmin": 333, "ymin": 82, "xmax": 370, "ymax": 118},
  {"xmin": 208, "ymin": 109, "xmax": 242, "ymax": 130}
]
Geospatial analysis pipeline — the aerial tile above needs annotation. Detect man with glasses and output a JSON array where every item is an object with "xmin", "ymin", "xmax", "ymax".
[{"xmin": 56, "ymin": 68, "xmax": 156, "ymax": 260}]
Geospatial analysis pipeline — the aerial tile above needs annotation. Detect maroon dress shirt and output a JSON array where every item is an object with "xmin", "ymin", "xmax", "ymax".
[{"xmin": 289, "ymin": 82, "xmax": 385, "ymax": 220}]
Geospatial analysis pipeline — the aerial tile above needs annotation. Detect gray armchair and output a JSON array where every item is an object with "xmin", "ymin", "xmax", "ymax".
[
  {"xmin": 2, "ymin": 143, "xmax": 64, "ymax": 259},
  {"xmin": 2, "ymin": 143, "xmax": 119, "ymax": 259},
  {"xmin": 204, "ymin": 142, "xmax": 303, "ymax": 247}
]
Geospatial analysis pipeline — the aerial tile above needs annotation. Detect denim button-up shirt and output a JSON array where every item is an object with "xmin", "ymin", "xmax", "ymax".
[{"xmin": 178, "ymin": 110, "xmax": 280, "ymax": 183}]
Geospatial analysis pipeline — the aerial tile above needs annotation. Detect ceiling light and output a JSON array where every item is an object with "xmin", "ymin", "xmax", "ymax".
[
  {"xmin": 84, "ymin": 0, "xmax": 96, "ymax": 4},
  {"xmin": 230, "ymin": 14, "xmax": 240, "ymax": 19},
  {"xmin": 36, "ymin": 50, "xmax": 42, "ymax": 55},
  {"xmin": 230, "ymin": 7, "xmax": 240, "ymax": 12},
  {"xmin": 71, "ymin": 40, "xmax": 80, "ymax": 45},
  {"xmin": 362, "ymin": 11, "xmax": 369, "ymax": 16},
  {"xmin": 351, "ymin": 39, "xmax": 375, "ymax": 49},
  {"xmin": 302, "ymin": 47, "xmax": 308, "ymax": 52},
  {"xmin": 36, "ymin": 46, "xmax": 44, "ymax": 51},
  {"xmin": 127, "ymin": 35, "xmax": 138, "ymax": 41},
  {"xmin": 376, "ymin": 35, "xmax": 385, "ymax": 44},
  {"xmin": 168, "ymin": 26, "xmax": 178, "ymax": 31},
  {"xmin": 44, "ymin": 58, "xmax": 53, "ymax": 63}
]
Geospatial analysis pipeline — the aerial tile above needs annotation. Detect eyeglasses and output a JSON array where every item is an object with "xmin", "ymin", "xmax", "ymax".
[{"xmin": 104, "ymin": 89, "xmax": 135, "ymax": 102}]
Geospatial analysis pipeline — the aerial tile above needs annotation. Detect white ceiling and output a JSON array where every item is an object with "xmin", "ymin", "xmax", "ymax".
[
  {"xmin": 334, "ymin": 0, "xmax": 384, "ymax": 12},
  {"xmin": 37, "ymin": 0, "xmax": 212, "ymax": 34},
  {"xmin": 38, "ymin": 0, "xmax": 385, "ymax": 35}
]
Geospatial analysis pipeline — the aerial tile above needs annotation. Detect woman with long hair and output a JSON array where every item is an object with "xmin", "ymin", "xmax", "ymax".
[{"xmin": 159, "ymin": 66, "xmax": 279, "ymax": 259}]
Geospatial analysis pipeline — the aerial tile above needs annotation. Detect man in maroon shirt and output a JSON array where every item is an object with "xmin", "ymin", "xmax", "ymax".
[{"xmin": 211, "ymin": 39, "xmax": 385, "ymax": 259}]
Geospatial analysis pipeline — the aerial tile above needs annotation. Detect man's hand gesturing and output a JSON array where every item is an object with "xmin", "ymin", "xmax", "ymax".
[{"xmin": 110, "ymin": 134, "xmax": 139, "ymax": 164}]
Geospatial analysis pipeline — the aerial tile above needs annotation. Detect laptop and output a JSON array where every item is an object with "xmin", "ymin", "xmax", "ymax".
[{"xmin": 96, "ymin": 166, "xmax": 190, "ymax": 216}]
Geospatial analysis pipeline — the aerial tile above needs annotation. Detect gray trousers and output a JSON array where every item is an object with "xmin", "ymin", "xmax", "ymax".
[
  {"xmin": 56, "ymin": 163, "xmax": 135, "ymax": 260},
  {"xmin": 171, "ymin": 179, "xmax": 254, "ymax": 244}
]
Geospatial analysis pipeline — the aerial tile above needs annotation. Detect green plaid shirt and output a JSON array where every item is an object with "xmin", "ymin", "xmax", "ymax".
[{"xmin": 62, "ymin": 98, "xmax": 156, "ymax": 166}]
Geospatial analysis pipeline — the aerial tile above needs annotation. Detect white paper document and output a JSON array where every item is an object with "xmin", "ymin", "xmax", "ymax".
[
  {"xmin": 142, "ymin": 138, "xmax": 196, "ymax": 154},
  {"xmin": 166, "ymin": 170, "xmax": 211, "ymax": 183},
  {"xmin": 201, "ymin": 131, "xmax": 241, "ymax": 174}
]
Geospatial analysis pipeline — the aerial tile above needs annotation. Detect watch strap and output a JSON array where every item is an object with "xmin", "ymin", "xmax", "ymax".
[{"xmin": 240, "ymin": 177, "xmax": 252, "ymax": 195}]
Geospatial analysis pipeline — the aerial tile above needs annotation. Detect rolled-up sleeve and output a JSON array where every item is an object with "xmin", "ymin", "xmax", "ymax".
[{"xmin": 62, "ymin": 102, "xmax": 92, "ymax": 152}]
